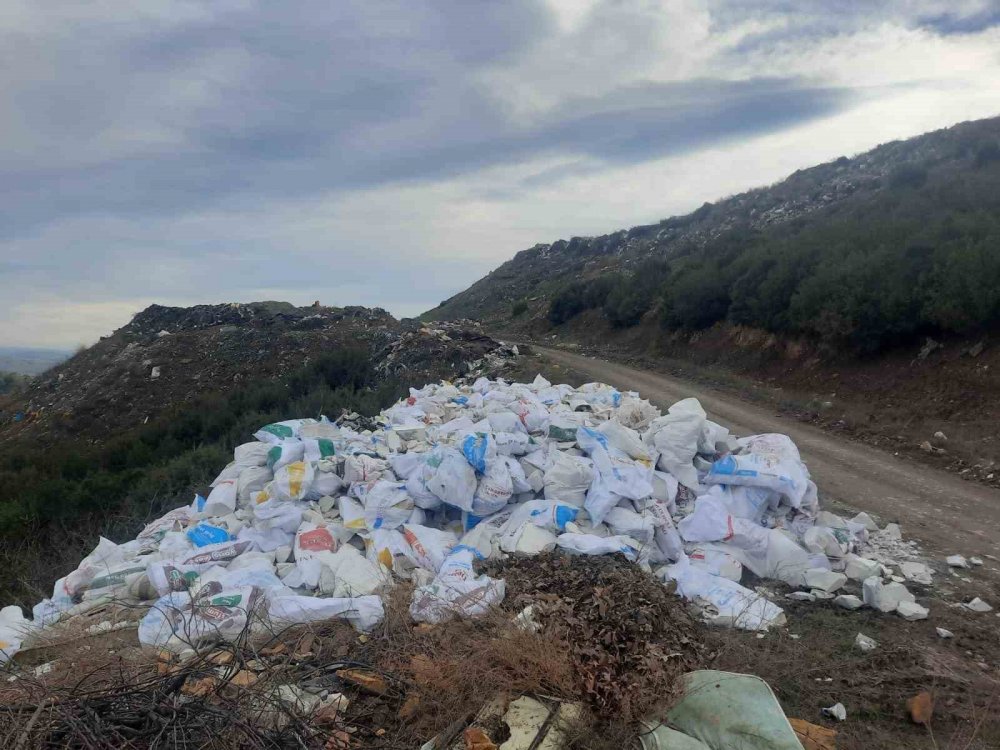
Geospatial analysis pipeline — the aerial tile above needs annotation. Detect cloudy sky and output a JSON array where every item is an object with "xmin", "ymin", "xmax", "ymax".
[{"xmin": 1, "ymin": 1, "xmax": 998, "ymax": 348}]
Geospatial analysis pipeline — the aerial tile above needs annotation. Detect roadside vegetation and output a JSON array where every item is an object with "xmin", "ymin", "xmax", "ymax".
[
  {"xmin": 549, "ymin": 138, "xmax": 1000, "ymax": 353},
  {"xmin": 0, "ymin": 350, "xmax": 400, "ymax": 605},
  {"xmin": 0, "ymin": 371, "xmax": 30, "ymax": 395}
]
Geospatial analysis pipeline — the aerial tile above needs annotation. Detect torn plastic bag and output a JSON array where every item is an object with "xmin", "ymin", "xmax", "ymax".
[
  {"xmin": 147, "ymin": 561, "xmax": 219, "ymax": 596},
  {"xmin": 661, "ymin": 559, "xmax": 785, "ymax": 631},
  {"xmin": 615, "ymin": 396, "xmax": 660, "ymax": 431},
  {"xmin": 343, "ymin": 454, "xmax": 387, "ymax": 484},
  {"xmin": 294, "ymin": 521, "xmax": 340, "ymax": 562},
  {"xmin": 402, "ymin": 523, "xmax": 459, "ymax": 572},
  {"xmin": 578, "ymin": 427, "xmax": 654, "ymax": 511},
  {"xmin": 204, "ymin": 478, "xmax": 238, "ymax": 517},
  {"xmin": 409, "ymin": 545, "xmax": 505, "ymax": 624},
  {"xmin": 555, "ymin": 533, "xmax": 641, "ymax": 561},
  {"xmin": 268, "ymin": 594, "xmax": 384, "ymax": 632}
]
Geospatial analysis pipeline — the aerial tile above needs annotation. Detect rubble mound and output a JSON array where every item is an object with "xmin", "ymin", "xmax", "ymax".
[{"xmin": 0, "ymin": 303, "xmax": 515, "ymax": 446}]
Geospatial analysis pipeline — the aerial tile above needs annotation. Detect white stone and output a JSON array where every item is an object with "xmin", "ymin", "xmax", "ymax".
[
  {"xmin": 881, "ymin": 523, "xmax": 902, "ymax": 540},
  {"xmin": 834, "ymin": 594, "xmax": 864, "ymax": 611},
  {"xmin": 862, "ymin": 577, "xmax": 914, "ymax": 613},
  {"xmin": 970, "ymin": 557, "xmax": 984, "ymax": 567},
  {"xmin": 900, "ymin": 561, "xmax": 933, "ymax": 585},
  {"xmin": 936, "ymin": 627, "xmax": 954, "ymax": 639},
  {"xmin": 897, "ymin": 601, "xmax": 929, "ymax": 620},
  {"xmin": 804, "ymin": 568, "xmax": 848, "ymax": 592},
  {"xmin": 963, "ymin": 597, "xmax": 993, "ymax": 613},
  {"xmin": 787, "ymin": 591, "xmax": 816, "ymax": 602},
  {"xmin": 844, "ymin": 555, "xmax": 881, "ymax": 581},
  {"xmin": 947, "ymin": 554, "xmax": 970, "ymax": 568},
  {"xmin": 854, "ymin": 633, "xmax": 878, "ymax": 652},
  {"xmin": 850, "ymin": 512, "xmax": 880, "ymax": 532},
  {"xmin": 274, "ymin": 545, "xmax": 292, "ymax": 563},
  {"xmin": 811, "ymin": 589, "xmax": 836, "ymax": 600}
]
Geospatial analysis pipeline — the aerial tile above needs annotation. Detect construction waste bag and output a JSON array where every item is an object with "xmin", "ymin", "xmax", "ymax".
[
  {"xmin": 643, "ymin": 670, "xmax": 805, "ymax": 750},
  {"xmin": 10, "ymin": 372, "xmax": 914, "ymax": 665}
]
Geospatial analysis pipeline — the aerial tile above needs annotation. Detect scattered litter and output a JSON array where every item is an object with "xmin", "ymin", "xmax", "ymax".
[
  {"xmin": 907, "ymin": 690, "xmax": 934, "ymax": 726},
  {"xmin": 822, "ymin": 703, "xmax": 847, "ymax": 721},
  {"xmin": 854, "ymin": 633, "xmax": 878, "ymax": 652}
]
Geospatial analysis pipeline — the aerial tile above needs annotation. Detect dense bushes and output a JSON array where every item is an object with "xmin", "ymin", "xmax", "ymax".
[
  {"xmin": 0, "ymin": 350, "xmax": 399, "ymax": 605},
  {"xmin": 548, "ymin": 276, "xmax": 618, "ymax": 325},
  {"xmin": 0, "ymin": 371, "xmax": 29, "ymax": 395},
  {"xmin": 547, "ymin": 144, "xmax": 1000, "ymax": 353}
]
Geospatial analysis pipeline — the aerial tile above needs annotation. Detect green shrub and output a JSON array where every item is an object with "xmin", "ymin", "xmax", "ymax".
[
  {"xmin": 548, "ymin": 276, "xmax": 617, "ymax": 325},
  {"xmin": 511, "ymin": 300, "xmax": 528, "ymax": 317},
  {"xmin": 0, "ymin": 350, "xmax": 401, "ymax": 605}
]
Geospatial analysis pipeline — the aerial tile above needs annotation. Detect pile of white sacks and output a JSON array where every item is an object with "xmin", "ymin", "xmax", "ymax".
[{"xmin": 1, "ymin": 375, "xmax": 921, "ymax": 662}]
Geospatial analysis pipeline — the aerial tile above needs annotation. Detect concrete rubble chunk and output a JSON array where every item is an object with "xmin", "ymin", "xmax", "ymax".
[
  {"xmin": 896, "ymin": 601, "xmax": 929, "ymax": 621},
  {"xmin": 900, "ymin": 561, "xmax": 933, "ymax": 585},
  {"xmin": 804, "ymin": 569, "xmax": 847, "ymax": 593},
  {"xmin": 881, "ymin": 523, "xmax": 902, "ymax": 540},
  {"xmin": 844, "ymin": 554, "xmax": 881, "ymax": 581},
  {"xmin": 850, "ymin": 512, "xmax": 879, "ymax": 532},
  {"xmin": 947, "ymin": 555, "xmax": 970, "ymax": 568},
  {"xmin": 862, "ymin": 577, "xmax": 914, "ymax": 613},
  {"xmin": 962, "ymin": 597, "xmax": 993, "ymax": 613},
  {"xmin": 935, "ymin": 627, "xmax": 954, "ymax": 639}
]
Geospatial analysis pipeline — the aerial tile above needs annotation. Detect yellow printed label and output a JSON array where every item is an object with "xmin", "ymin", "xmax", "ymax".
[{"xmin": 287, "ymin": 462, "xmax": 306, "ymax": 497}]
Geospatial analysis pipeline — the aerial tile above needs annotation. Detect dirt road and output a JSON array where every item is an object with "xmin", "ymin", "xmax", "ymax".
[{"xmin": 534, "ymin": 345, "xmax": 1000, "ymax": 560}]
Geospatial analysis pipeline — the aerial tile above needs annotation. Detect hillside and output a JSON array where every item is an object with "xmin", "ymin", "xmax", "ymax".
[
  {"xmin": 0, "ymin": 303, "xmax": 517, "ymax": 603},
  {"xmin": 426, "ymin": 115, "xmax": 1000, "ymax": 354}
]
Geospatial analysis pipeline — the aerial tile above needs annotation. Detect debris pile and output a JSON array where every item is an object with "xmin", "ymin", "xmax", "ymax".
[{"xmin": 5, "ymin": 375, "xmax": 951, "ymax": 666}]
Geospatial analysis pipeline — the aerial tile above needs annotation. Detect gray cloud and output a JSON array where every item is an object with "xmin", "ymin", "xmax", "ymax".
[{"xmin": 0, "ymin": 0, "xmax": 997, "ymax": 346}]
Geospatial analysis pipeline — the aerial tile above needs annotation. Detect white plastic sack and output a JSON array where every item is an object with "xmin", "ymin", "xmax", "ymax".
[
  {"xmin": 268, "ymin": 594, "xmax": 384, "ymax": 632},
  {"xmin": 402, "ymin": 524, "xmax": 459, "ymax": 572},
  {"xmin": 271, "ymin": 461, "xmax": 315, "ymax": 502},
  {"xmin": 645, "ymin": 398, "xmax": 706, "ymax": 490},
  {"xmin": 204, "ymin": 478, "xmax": 238, "ymax": 517},
  {"xmin": 409, "ymin": 545, "xmax": 505, "ymax": 624},
  {"xmin": 662, "ymin": 559, "xmax": 785, "ymax": 631},
  {"xmin": 705, "ymin": 434, "xmax": 810, "ymax": 508},
  {"xmin": 555, "ymin": 533, "xmax": 641, "ymax": 561},
  {"xmin": 543, "ymin": 452, "xmax": 593, "ymax": 506}
]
